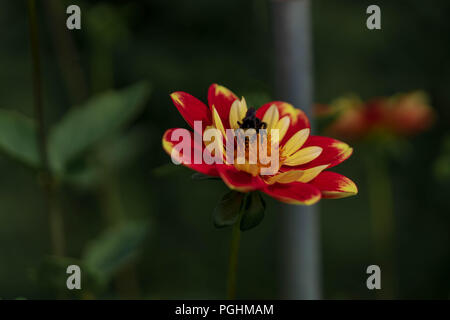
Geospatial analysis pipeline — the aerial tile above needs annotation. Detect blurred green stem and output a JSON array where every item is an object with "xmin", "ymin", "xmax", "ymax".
[
  {"xmin": 365, "ymin": 154, "xmax": 396, "ymax": 299},
  {"xmin": 227, "ymin": 200, "xmax": 244, "ymax": 300},
  {"xmin": 43, "ymin": 0, "xmax": 88, "ymax": 104},
  {"xmin": 27, "ymin": 0, "xmax": 65, "ymax": 256}
]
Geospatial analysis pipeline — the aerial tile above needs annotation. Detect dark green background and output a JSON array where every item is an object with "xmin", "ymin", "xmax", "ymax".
[{"xmin": 0, "ymin": 0, "xmax": 449, "ymax": 299}]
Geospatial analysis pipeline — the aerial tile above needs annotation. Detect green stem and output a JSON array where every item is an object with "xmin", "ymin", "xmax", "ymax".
[
  {"xmin": 27, "ymin": 0, "xmax": 65, "ymax": 256},
  {"xmin": 226, "ymin": 202, "xmax": 244, "ymax": 300},
  {"xmin": 366, "ymin": 155, "xmax": 396, "ymax": 299},
  {"xmin": 27, "ymin": 0, "xmax": 47, "ymax": 166},
  {"xmin": 42, "ymin": 0, "xmax": 88, "ymax": 104}
]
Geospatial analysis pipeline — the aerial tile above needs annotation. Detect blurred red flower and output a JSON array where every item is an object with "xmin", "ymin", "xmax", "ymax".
[{"xmin": 316, "ymin": 91, "xmax": 435, "ymax": 141}]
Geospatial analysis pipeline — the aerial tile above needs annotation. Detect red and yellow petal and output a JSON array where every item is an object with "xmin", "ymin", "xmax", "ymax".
[
  {"xmin": 256, "ymin": 101, "xmax": 310, "ymax": 143},
  {"xmin": 216, "ymin": 164, "xmax": 266, "ymax": 192},
  {"xmin": 309, "ymin": 171, "xmax": 358, "ymax": 199},
  {"xmin": 208, "ymin": 84, "xmax": 238, "ymax": 129},
  {"xmin": 170, "ymin": 91, "xmax": 212, "ymax": 130},
  {"xmin": 262, "ymin": 181, "xmax": 321, "ymax": 205},
  {"xmin": 162, "ymin": 128, "xmax": 219, "ymax": 176},
  {"xmin": 285, "ymin": 136, "xmax": 353, "ymax": 170},
  {"xmin": 265, "ymin": 170, "xmax": 305, "ymax": 185}
]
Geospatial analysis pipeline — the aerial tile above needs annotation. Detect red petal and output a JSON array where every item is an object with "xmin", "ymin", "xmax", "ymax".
[
  {"xmin": 208, "ymin": 84, "xmax": 238, "ymax": 129},
  {"xmin": 286, "ymin": 136, "xmax": 353, "ymax": 170},
  {"xmin": 162, "ymin": 128, "xmax": 219, "ymax": 176},
  {"xmin": 256, "ymin": 101, "xmax": 310, "ymax": 143},
  {"xmin": 216, "ymin": 164, "xmax": 266, "ymax": 192},
  {"xmin": 309, "ymin": 171, "xmax": 358, "ymax": 199},
  {"xmin": 170, "ymin": 91, "xmax": 212, "ymax": 130},
  {"xmin": 262, "ymin": 181, "xmax": 321, "ymax": 205}
]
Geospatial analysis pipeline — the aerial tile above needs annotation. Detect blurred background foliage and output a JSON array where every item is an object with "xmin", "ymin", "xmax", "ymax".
[{"xmin": 0, "ymin": 0, "xmax": 448, "ymax": 299}]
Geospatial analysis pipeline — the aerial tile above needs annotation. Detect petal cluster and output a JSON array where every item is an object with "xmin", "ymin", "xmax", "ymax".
[
  {"xmin": 316, "ymin": 91, "xmax": 435, "ymax": 141},
  {"xmin": 163, "ymin": 84, "xmax": 357, "ymax": 205}
]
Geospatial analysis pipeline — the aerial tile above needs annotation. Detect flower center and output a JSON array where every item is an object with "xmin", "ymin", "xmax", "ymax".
[
  {"xmin": 232, "ymin": 109, "xmax": 279, "ymax": 176},
  {"xmin": 237, "ymin": 107, "xmax": 267, "ymax": 130}
]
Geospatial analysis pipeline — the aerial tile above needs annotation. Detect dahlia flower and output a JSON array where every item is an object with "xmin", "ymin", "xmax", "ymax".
[{"xmin": 162, "ymin": 84, "xmax": 357, "ymax": 205}]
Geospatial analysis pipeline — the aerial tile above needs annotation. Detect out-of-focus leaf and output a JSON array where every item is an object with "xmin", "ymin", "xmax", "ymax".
[
  {"xmin": 48, "ymin": 82, "xmax": 151, "ymax": 173},
  {"xmin": 98, "ymin": 125, "xmax": 150, "ymax": 169},
  {"xmin": 82, "ymin": 221, "xmax": 148, "ymax": 284},
  {"xmin": 0, "ymin": 110, "xmax": 40, "ymax": 168},
  {"xmin": 61, "ymin": 163, "xmax": 102, "ymax": 189},
  {"xmin": 213, "ymin": 191, "xmax": 244, "ymax": 228},
  {"xmin": 240, "ymin": 192, "xmax": 265, "ymax": 231},
  {"xmin": 62, "ymin": 126, "xmax": 151, "ymax": 189}
]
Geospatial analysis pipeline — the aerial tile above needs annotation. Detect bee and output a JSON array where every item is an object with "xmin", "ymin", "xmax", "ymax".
[
  {"xmin": 236, "ymin": 107, "xmax": 267, "ymax": 150},
  {"xmin": 237, "ymin": 107, "xmax": 267, "ymax": 130}
]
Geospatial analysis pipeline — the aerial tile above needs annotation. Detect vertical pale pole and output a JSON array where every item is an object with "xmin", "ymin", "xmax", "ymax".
[{"xmin": 272, "ymin": 0, "xmax": 321, "ymax": 299}]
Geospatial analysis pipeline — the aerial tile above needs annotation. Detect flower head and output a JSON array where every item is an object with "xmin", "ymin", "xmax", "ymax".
[
  {"xmin": 316, "ymin": 91, "xmax": 434, "ymax": 141},
  {"xmin": 162, "ymin": 84, "xmax": 357, "ymax": 205},
  {"xmin": 383, "ymin": 91, "xmax": 435, "ymax": 136}
]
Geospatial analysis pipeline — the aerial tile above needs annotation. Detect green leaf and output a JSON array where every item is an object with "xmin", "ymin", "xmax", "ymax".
[
  {"xmin": 213, "ymin": 191, "xmax": 244, "ymax": 228},
  {"xmin": 61, "ymin": 126, "xmax": 151, "ymax": 189},
  {"xmin": 61, "ymin": 162, "xmax": 101, "ymax": 189},
  {"xmin": 0, "ymin": 110, "xmax": 40, "ymax": 168},
  {"xmin": 48, "ymin": 82, "xmax": 151, "ymax": 173},
  {"xmin": 97, "ymin": 125, "xmax": 150, "ymax": 169},
  {"xmin": 82, "ymin": 221, "xmax": 148, "ymax": 284},
  {"xmin": 240, "ymin": 192, "xmax": 266, "ymax": 231}
]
